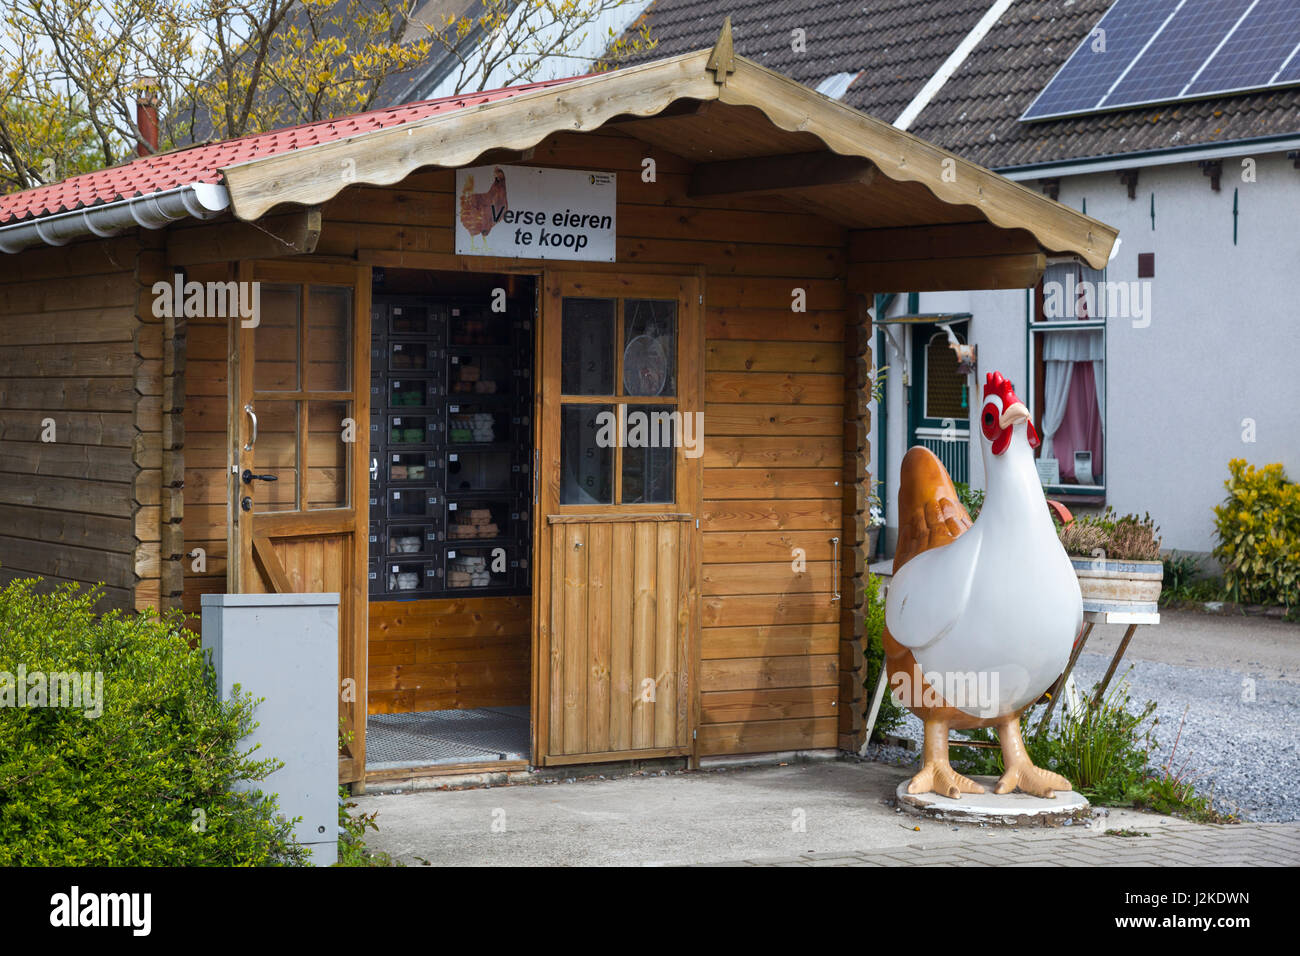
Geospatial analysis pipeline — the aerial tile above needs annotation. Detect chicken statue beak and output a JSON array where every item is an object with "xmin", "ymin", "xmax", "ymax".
[
  {"xmin": 999, "ymin": 402, "xmax": 1030, "ymax": 428},
  {"xmin": 998, "ymin": 402, "xmax": 1041, "ymax": 450}
]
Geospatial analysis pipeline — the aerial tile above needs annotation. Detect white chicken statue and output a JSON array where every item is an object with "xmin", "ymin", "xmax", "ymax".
[{"xmin": 884, "ymin": 371, "xmax": 1082, "ymax": 798}]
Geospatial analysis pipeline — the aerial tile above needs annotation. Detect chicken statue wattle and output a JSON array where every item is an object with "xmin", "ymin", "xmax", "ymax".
[{"xmin": 884, "ymin": 371, "xmax": 1083, "ymax": 799}]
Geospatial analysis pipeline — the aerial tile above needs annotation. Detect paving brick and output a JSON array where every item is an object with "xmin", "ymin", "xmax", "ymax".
[{"xmin": 712, "ymin": 823, "xmax": 1300, "ymax": 867}]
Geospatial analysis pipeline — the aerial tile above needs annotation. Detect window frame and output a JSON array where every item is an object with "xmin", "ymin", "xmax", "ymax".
[
  {"xmin": 1029, "ymin": 260, "xmax": 1107, "ymax": 499},
  {"xmin": 543, "ymin": 273, "xmax": 701, "ymax": 519}
]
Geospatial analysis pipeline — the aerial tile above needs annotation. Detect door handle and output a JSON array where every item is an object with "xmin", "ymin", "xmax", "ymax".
[
  {"xmin": 830, "ymin": 535, "xmax": 841, "ymax": 603},
  {"xmin": 242, "ymin": 469, "xmax": 279, "ymax": 484},
  {"xmin": 243, "ymin": 403, "xmax": 258, "ymax": 451}
]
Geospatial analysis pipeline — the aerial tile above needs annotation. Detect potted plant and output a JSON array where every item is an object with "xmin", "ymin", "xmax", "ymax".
[{"xmin": 1057, "ymin": 509, "xmax": 1164, "ymax": 614}]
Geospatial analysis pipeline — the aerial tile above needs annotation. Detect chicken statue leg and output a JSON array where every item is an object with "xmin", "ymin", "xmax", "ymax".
[
  {"xmin": 993, "ymin": 713, "xmax": 1072, "ymax": 798},
  {"xmin": 908, "ymin": 717, "xmax": 985, "ymax": 798}
]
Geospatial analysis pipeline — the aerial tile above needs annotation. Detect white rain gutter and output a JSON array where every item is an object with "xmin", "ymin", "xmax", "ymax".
[
  {"xmin": 998, "ymin": 134, "xmax": 1300, "ymax": 180},
  {"xmin": 894, "ymin": 0, "xmax": 1017, "ymax": 131},
  {"xmin": 0, "ymin": 181, "xmax": 230, "ymax": 255}
]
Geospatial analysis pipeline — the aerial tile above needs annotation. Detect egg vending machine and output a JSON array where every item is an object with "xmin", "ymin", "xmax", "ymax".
[{"xmin": 368, "ymin": 294, "xmax": 532, "ymax": 599}]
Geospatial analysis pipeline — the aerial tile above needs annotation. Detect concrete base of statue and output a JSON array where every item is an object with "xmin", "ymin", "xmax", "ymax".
[{"xmin": 896, "ymin": 776, "xmax": 1091, "ymax": 827}]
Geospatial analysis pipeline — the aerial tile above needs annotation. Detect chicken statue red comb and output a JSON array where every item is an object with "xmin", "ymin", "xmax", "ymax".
[
  {"xmin": 982, "ymin": 370, "xmax": 1040, "ymax": 450},
  {"xmin": 983, "ymin": 370, "xmax": 1020, "ymax": 406}
]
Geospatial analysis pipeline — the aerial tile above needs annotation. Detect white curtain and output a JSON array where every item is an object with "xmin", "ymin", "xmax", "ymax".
[{"xmin": 1040, "ymin": 329, "xmax": 1104, "ymax": 457}]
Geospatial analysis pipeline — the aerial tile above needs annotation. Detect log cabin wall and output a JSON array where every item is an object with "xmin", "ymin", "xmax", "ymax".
[
  {"xmin": 180, "ymin": 262, "xmax": 236, "ymax": 621},
  {"xmin": 163, "ymin": 126, "xmax": 867, "ymax": 757},
  {"xmin": 299, "ymin": 127, "xmax": 855, "ymax": 756},
  {"xmin": 0, "ymin": 234, "xmax": 170, "ymax": 612}
]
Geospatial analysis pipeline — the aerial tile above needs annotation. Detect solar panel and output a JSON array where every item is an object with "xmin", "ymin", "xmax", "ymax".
[
  {"xmin": 1021, "ymin": 0, "xmax": 1300, "ymax": 122},
  {"xmin": 1185, "ymin": 0, "xmax": 1300, "ymax": 95}
]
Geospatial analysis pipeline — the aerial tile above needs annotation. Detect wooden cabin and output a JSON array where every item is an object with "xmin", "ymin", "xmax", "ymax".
[{"xmin": 0, "ymin": 32, "xmax": 1116, "ymax": 790}]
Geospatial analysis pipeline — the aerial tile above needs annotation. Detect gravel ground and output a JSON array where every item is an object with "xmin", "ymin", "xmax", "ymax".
[{"xmin": 866, "ymin": 651, "xmax": 1300, "ymax": 823}]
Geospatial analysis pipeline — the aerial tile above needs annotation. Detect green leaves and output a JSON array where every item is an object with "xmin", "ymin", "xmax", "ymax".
[
  {"xmin": 1213, "ymin": 459, "xmax": 1299, "ymax": 609},
  {"xmin": 0, "ymin": 579, "xmax": 307, "ymax": 866}
]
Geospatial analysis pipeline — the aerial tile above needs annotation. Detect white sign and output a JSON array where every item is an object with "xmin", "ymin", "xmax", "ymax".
[
  {"xmin": 455, "ymin": 165, "xmax": 616, "ymax": 261},
  {"xmin": 1036, "ymin": 457, "xmax": 1060, "ymax": 486},
  {"xmin": 1074, "ymin": 451, "xmax": 1094, "ymax": 486}
]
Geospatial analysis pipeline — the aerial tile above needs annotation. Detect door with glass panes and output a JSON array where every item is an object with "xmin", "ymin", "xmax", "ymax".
[
  {"xmin": 231, "ymin": 261, "xmax": 371, "ymax": 785},
  {"xmin": 533, "ymin": 273, "xmax": 701, "ymax": 765}
]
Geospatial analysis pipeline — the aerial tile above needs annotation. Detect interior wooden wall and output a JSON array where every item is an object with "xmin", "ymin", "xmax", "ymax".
[
  {"xmin": 368, "ymin": 596, "xmax": 530, "ymax": 713},
  {"xmin": 307, "ymin": 127, "xmax": 850, "ymax": 756},
  {"xmin": 0, "ymin": 234, "xmax": 171, "ymax": 611}
]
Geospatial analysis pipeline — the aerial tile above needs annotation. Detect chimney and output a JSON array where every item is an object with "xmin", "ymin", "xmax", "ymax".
[{"xmin": 136, "ymin": 79, "xmax": 159, "ymax": 156}]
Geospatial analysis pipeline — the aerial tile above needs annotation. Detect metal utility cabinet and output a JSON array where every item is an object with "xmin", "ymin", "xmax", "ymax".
[{"xmin": 202, "ymin": 593, "xmax": 340, "ymax": 866}]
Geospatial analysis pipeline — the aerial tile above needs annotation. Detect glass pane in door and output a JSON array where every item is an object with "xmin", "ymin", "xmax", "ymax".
[
  {"xmin": 255, "ymin": 284, "xmax": 301, "ymax": 391},
  {"xmin": 560, "ymin": 404, "xmax": 613, "ymax": 504},
  {"xmin": 306, "ymin": 400, "xmax": 350, "ymax": 509},
  {"xmin": 622, "ymin": 299, "xmax": 676, "ymax": 396},
  {"xmin": 254, "ymin": 400, "xmax": 299, "ymax": 512},
  {"xmin": 621, "ymin": 405, "xmax": 676, "ymax": 504},
  {"xmin": 561, "ymin": 298, "xmax": 615, "ymax": 394},
  {"xmin": 306, "ymin": 286, "xmax": 352, "ymax": 391}
]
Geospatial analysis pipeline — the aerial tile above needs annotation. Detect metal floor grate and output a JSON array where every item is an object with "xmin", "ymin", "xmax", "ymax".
[{"xmin": 366, "ymin": 706, "xmax": 530, "ymax": 770}]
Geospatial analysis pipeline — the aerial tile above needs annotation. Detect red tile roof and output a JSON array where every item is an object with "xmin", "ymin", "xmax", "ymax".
[{"xmin": 0, "ymin": 76, "xmax": 581, "ymax": 226}]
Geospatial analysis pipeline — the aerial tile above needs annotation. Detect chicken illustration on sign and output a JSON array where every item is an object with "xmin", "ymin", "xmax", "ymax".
[
  {"xmin": 885, "ymin": 371, "xmax": 1083, "ymax": 799},
  {"xmin": 454, "ymin": 165, "xmax": 616, "ymax": 261},
  {"xmin": 458, "ymin": 167, "xmax": 508, "ymax": 242}
]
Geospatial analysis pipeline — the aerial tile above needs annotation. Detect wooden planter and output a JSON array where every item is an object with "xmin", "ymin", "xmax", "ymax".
[{"xmin": 1070, "ymin": 557, "xmax": 1163, "ymax": 614}]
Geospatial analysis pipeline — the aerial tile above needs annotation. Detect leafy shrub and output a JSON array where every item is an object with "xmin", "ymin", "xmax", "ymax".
[
  {"xmin": 337, "ymin": 787, "xmax": 399, "ymax": 866},
  {"xmin": 1160, "ymin": 552, "xmax": 1223, "ymax": 605},
  {"xmin": 0, "ymin": 579, "xmax": 307, "ymax": 865},
  {"xmin": 1057, "ymin": 508, "xmax": 1161, "ymax": 561},
  {"xmin": 1213, "ymin": 459, "xmax": 1300, "ymax": 609},
  {"xmin": 953, "ymin": 680, "xmax": 1157, "ymax": 805},
  {"xmin": 953, "ymin": 481, "xmax": 984, "ymax": 522},
  {"xmin": 863, "ymin": 574, "xmax": 905, "ymax": 741}
]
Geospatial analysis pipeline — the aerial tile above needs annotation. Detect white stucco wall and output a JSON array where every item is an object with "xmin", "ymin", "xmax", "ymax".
[{"xmin": 871, "ymin": 151, "xmax": 1300, "ymax": 556}]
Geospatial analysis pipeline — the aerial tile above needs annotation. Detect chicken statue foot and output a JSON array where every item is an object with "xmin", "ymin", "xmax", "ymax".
[
  {"xmin": 907, "ymin": 718, "xmax": 985, "ymax": 799},
  {"xmin": 993, "ymin": 713, "xmax": 1072, "ymax": 798}
]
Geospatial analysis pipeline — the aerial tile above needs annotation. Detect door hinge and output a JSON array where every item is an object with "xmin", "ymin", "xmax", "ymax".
[{"xmin": 692, "ymin": 728, "xmax": 697, "ymax": 740}]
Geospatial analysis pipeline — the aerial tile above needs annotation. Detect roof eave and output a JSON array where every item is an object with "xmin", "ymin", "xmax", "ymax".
[{"xmin": 219, "ymin": 48, "xmax": 1117, "ymax": 270}]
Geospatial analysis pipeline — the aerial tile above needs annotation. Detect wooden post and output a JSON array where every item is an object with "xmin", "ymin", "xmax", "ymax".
[{"xmin": 839, "ymin": 292, "xmax": 872, "ymax": 752}]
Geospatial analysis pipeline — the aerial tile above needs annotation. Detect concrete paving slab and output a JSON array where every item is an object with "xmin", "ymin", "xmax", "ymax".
[{"xmin": 351, "ymin": 758, "xmax": 1289, "ymax": 866}]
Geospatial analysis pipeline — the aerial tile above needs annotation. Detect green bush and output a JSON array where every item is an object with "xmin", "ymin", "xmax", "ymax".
[
  {"xmin": 953, "ymin": 481, "xmax": 984, "ymax": 522},
  {"xmin": 0, "ymin": 579, "xmax": 308, "ymax": 865},
  {"xmin": 1213, "ymin": 459, "xmax": 1300, "ymax": 609},
  {"xmin": 337, "ymin": 787, "xmax": 399, "ymax": 866},
  {"xmin": 953, "ymin": 681, "xmax": 1156, "ymax": 805},
  {"xmin": 863, "ymin": 573, "xmax": 905, "ymax": 741}
]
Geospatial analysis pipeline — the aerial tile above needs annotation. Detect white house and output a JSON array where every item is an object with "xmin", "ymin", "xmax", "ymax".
[{"xmin": 619, "ymin": 0, "xmax": 1300, "ymax": 559}]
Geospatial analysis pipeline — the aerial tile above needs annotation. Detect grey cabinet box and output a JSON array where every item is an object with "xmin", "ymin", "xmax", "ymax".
[{"xmin": 202, "ymin": 593, "xmax": 339, "ymax": 866}]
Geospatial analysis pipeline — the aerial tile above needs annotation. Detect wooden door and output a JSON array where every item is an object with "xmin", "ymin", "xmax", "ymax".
[
  {"xmin": 533, "ymin": 273, "xmax": 702, "ymax": 766},
  {"xmin": 230, "ymin": 261, "xmax": 371, "ymax": 785}
]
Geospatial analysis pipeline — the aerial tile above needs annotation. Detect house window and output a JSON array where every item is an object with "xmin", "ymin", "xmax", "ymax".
[{"xmin": 1030, "ymin": 261, "xmax": 1105, "ymax": 495}]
